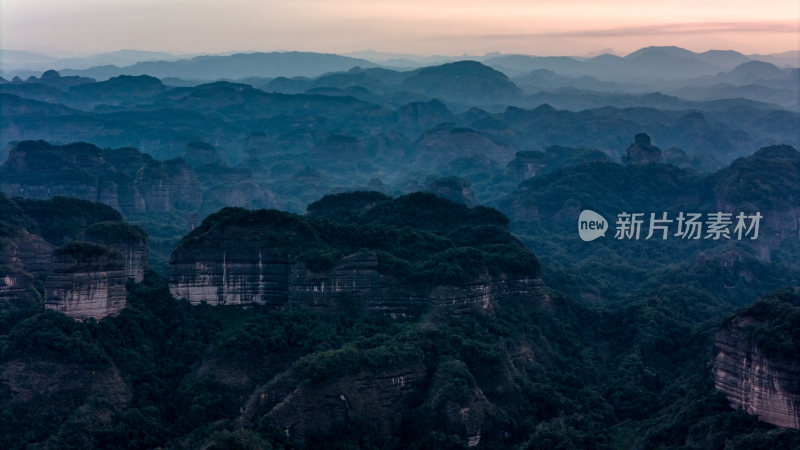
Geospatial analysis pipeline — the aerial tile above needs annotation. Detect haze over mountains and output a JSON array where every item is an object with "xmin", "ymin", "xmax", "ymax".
[
  {"xmin": 3, "ymin": 46, "xmax": 798, "ymax": 80},
  {"xmin": 1, "ymin": 41, "xmax": 800, "ymax": 448},
  {"xmin": 3, "ymin": 46, "xmax": 797, "ymax": 114}
]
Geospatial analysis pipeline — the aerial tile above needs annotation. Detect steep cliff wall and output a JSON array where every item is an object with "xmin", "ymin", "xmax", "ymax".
[
  {"xmin": 170, "ymin": 247, "xmax": 544, "ymax": 317},
  {"xmin": 0, "ymin": 271, "xmax": 35, "ymax": 302},
  {"xmin": 713, "ymin": 296, "xmax": 800, "ymax": 429},
  {"xmin": 44, "ymin": 243, "xmax": 128, "ymax": 320}
]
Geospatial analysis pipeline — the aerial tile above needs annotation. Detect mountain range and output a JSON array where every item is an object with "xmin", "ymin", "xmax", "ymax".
[{"xmin": 0, "ymin": 42, "xmax": 799, "ymax": 448}]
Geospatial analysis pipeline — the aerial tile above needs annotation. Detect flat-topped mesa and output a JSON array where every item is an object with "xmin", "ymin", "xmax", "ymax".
[
  {"xmin": 712, "ymin": 291, "xmax": 800, "ymax": 429},
  {"xmin": 45, "ymin": 242, "xmax": 127, "ymax": 320},
  {"xmin": 169, "ymin": 193, "xmax": 544, "ymax": 317}
]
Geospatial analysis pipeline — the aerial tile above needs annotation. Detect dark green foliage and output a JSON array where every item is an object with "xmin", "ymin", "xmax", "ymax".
[
  {"xmin": 306, "ymin": 191, "xmax": 392, "ymax": 219},
  {"xmin": 52, "ymin": 241, "xmax": 115, "ymax": 259},
  {"xmin": 0, "ymin": 291, "xmax": 43, "ymax": 335},
  {"xmin": 727, "ymin": 289, "xmax": 800, "ymax": 361},
  {"xmin": 16, "ymin": 195, "xmax": 123, "ymax": 245},
  {"xmin": 0, "ymin": 141, "xmax": 798, "ymax": 449},
  {"xmin": 0, "ymin": 193, "xmax": 35, "ymax": 235},
  {"xmin": 85, "ymin": 221, "xmax": 147, "ymax": 244},
  {"xmin": 2, "ymin": 310, "xmax": 111, "ymax": 368},
  {"xmin": 713, "ymin": 145, "xmax": 800, "ymax": 210},
  {"xmin": 362, "ymin": 192, "xmax": 509, "ymax": 233},
  {"xmin": 513, "ymin": 161, "xmax": 707, "ymax": 223},
  {"xmin": 178, "ymin": 193, "xmax": 533, "ymax": 285},
  {"xmin": 0, "ymin": 267, "xmax": 797, "ymax": 449}
]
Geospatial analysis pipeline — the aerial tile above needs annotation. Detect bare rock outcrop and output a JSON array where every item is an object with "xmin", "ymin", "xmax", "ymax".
[
  {"xmin": 169, "ymin": 247, "xmax": 544, "ymax": 318},
  {"xmin": 622, "ymin": 133, "xmax": 662, "ymax": 165},
  {"xmin": 44, "ymin": 242, "xmax": 128, "ymax": 320},
  {"xmin": 713, "ymin": 294, "xmax": 800, "ymax": 429}
]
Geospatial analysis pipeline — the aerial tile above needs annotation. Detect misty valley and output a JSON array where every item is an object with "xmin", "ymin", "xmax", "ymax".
[{"xmin": 0, "ymin": 47, "xmax": 799, "ymax": 449}]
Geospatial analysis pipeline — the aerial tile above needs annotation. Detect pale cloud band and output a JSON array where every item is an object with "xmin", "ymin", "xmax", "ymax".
[{"xmin": 1, "ymin": 0, "xmax": 797, "ymax": 55}]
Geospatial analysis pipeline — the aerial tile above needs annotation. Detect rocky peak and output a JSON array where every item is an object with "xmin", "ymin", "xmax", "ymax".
[{"xmin": 622, "ymin": 133, "xmax": 662, "ymax": 165}]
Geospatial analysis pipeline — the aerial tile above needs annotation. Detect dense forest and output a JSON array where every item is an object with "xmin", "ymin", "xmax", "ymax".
[
  {"xmin": 1, "ymin": 45, "xmax": 799, "ymax": 448},
  {"xmin": 0, "ymin": 189, "xmax": 799, "ymax": 448}
]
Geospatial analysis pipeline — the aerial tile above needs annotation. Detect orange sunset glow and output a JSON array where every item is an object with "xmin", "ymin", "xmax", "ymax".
[{"xmin": 1, "ymin": 0, "xmax": 797, "ymax": 56}]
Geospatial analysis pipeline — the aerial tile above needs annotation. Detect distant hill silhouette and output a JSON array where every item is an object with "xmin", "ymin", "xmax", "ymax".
[
  {"xmin": 59, "ymin": 52, "xmax": 378, "ymax": 81},
  {"xmin": 485, "ymin": 46, "xmax": 754, "ymax": 81}
]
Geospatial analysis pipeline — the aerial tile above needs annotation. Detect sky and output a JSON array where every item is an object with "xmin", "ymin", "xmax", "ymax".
[{"xmin": 1, "ymin": 0, "xmax": 798, "ymax": 57}]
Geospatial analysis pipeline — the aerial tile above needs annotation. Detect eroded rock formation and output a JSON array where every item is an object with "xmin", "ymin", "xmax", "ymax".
[
  {"xmin": 713, "ymin": 301, "xmax": 800, "ymax": 429},
  {"xmin": 622, "ymin": 133, "xmax": 662, "ymax": 165},
  {"xmin": 44, "ymin": 243, "xmax": 128, "ymax": 320},
  {"xmin": 169, "ymin": 248, "xmax": 544, "ymax": 318}
]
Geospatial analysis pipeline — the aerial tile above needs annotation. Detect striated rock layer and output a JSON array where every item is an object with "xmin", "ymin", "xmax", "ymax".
[
  {"xmin": 713, "ymin": 317, "xmax": 800, "ymax": 429},
  {"xmin": 169, "ymin": 248, "xmax": 545, "ymax": 318},
  {"xmin": 44, "ymin": 246, "xmax": 128, "ymax": 320}
]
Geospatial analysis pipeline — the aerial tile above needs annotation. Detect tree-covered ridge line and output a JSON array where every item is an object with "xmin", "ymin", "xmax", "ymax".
[
  {"xmin": 0, "ymin": 194, "xmax": 145, "ymax": 247},
  {"xmin": 174, "ymin": 192, "xmax": 539, "ymax": 286}
]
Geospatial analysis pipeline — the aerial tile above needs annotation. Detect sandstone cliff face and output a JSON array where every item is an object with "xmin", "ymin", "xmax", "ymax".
[
  {"xmin": 84, "ymin": 238, "xmax": 148, "ymax": 283},
  {"xmin": 0, "ymin": 271, "xmax": 35, "ymax": 302},
  {"xmin": 713, "ymin": 317, "xmax": 800, "ymax": 429},
  {"xmin": 44, "ymin": 248, "xmax": 128, "ymax": 320},
  {"xmin": 169, "ymin": 248, "xmax": 544, "ymax": 318}
]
